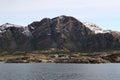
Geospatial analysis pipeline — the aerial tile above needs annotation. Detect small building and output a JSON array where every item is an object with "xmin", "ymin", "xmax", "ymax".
[{"xmin": 58, "ymin": 54, "xmax": 69, "ymax": 59}]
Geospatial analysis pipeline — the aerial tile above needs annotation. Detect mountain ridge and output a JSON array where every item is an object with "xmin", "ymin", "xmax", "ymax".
[{"xmin": 0, "ymin": 15, "xmax": 120, "ymax": 52}]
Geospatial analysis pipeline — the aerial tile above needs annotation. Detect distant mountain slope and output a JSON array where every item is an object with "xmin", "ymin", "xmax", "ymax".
[{"xmin": 0, "ymin": 15, "xmax": 120, "ymax": 52}]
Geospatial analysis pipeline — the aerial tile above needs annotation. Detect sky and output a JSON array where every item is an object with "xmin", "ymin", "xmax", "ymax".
[{"xmin": 0, "ymin": 0, "xmax": 120, "ymax": 31}]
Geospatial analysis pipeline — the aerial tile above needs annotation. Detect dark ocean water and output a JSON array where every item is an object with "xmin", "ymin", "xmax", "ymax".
[{"xmin": 0, "ymin": 62, "xmax": 120, "ymax": 80}]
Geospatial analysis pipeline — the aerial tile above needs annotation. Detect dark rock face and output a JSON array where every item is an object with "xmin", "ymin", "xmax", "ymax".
[
  {"xmin": 29, "ymin": 16, "xmax": 93, "ymax": 51},
  {"xmin": 0, "ymin": 23, "xmax": 32, "ymax": 51},
  {"xmin": 81, "ymin": 33, "xmax": 120, "ymax": 51},
  {"xmin": 0, "ymin": 16, "xmax": 120, "ymax": 52}
]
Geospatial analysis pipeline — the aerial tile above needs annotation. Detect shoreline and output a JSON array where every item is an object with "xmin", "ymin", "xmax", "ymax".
[{"xmin": 0, "ymin": 51, "xmax": 120, "ymax": 63}]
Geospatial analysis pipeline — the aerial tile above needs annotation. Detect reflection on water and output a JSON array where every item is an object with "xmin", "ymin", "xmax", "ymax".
[{"xmin": 0, "ymin": 63, "xmax": 120, "ymax": 80}]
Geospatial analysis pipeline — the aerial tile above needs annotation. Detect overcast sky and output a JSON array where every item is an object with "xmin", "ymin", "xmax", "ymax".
[{"xmin": 0, "ymin": 0, "xmax": 120, "ymax": 31}]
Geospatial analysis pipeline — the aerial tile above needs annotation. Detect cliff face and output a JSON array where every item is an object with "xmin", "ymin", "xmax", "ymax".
[
  {"xmin": 0, "ymin": 23, "xmax": 32, "ymax": 51},
  {"xmin": 0, "ymin": 16, "xmax": 120, "ymax": 52},
  {"xmin": 28, "ymin": 16, "xmax": 93, "ymax": 51}
]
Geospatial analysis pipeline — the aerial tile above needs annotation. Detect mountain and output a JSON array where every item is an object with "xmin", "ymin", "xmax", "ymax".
[{"xmin": 0, "ymin": 15, "xmax": 120, "ymax": 52}]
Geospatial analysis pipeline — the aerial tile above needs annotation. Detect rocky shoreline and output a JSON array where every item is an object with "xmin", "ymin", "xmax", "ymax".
[
  {"xmin": 55, "ymin": 57, "xmax": 109, "ymax": 63},
  {"xmin": 0, "ymin": 52, "xmax": 120, "ymax": 63}
]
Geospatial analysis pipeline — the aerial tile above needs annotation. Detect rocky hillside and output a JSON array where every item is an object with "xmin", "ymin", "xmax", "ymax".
[{"xmin": 0, "ymin": 15, "xmax": 120, "ymax": 52}]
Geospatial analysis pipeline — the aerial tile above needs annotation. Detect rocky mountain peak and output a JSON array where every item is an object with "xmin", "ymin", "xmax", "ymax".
[
  {"xmin": 52, "ymin": 15, "xmax": 79, "ymax": 23},
  {"xmin": 0, "ymin": 23, "xmax": 23, "ymax": 33},
  {"xmin": 50, "ymin": 15, "xmax": 89, "ymax": 33},
  {"xmin": 1, "ymin": 23, "xmax": 22, "ymax": 28}
]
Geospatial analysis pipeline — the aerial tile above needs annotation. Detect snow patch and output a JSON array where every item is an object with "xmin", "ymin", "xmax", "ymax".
[
  {"xmin": 47, "ymin": 33, "xmax": 51, "ymax": 36},
  {"xmin": 29, "ymin": 26, "xmax": 35, "ymax": 30},
  {"xmin": 22, "ymin": 27, "xmax": 32, "ymax": 36},
  {"xmin": 0, "ymin": 23, "xmax": 23, "ymax": 33},
  {"xmin": 59, "ymin": 16, "xmax": 64, "ymax": 19},
  {"xmin": 1, "ymin": 23, "xmax": 22, "ymax": 28},
  {"xmin": 83, "ymin": 22, "xmax": 110, "ymax": 34},
  {"xmin": 0, "ymin": 30, "xmax": 2, "ymax": 33}
]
